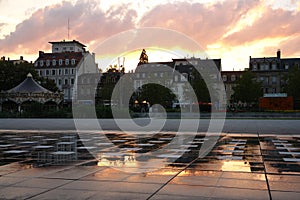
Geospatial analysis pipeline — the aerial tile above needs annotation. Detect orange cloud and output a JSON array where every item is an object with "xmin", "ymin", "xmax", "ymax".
[
  {"xmin": 0, "ymin": 0, "xmax": 299, "ymax": 70},
  {"xmin": 0, "ymin": 0, "xmax": 136, "ymax": 57}
]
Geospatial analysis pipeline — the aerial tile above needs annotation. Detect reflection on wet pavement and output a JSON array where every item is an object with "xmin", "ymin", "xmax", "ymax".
[{"xmin": 0, "ymin": 131, "xmax": 300, "ymax": 199}]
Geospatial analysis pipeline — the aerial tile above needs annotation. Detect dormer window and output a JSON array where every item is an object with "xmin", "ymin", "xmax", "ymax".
[
  {"xmin": 34, "ymin": 61, "xmax": 38, "ymax": 67},
  {"xmin": 46, "ymin": 60, "xmax": 50, "ymax": 66},
  {"xmin": 59, "ymin": 59, "xmax": 63, "ymax": 66},
  {"xmin": 52, "ymin": 59, "xmax": 56, "ymax": 66},
  {"xmin": 252, "ymin": 63, "xmax": 257, "ymax": 70},
  {"xmin": 65, "ymin": 59, "xmax": 69, "ymax": 65},
  {"xmin": 71, "ymin": 59, "xmax": 75, "ymax": 65},
  {"xmin": 40, "ymin": 60, "xmax": 44, "ymax": 66}
]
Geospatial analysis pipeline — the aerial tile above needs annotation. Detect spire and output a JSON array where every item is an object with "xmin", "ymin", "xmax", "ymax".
[{"xmin": 138, "ymin": 49, "xmax": 148, "ymax": 66}]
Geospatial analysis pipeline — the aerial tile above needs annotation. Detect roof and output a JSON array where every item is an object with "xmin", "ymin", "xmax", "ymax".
[
  {"xmin": 6, "ymin": 73, "xmax": 52, "ymax": 94},
  {"xmin": 35, "ymin": 52, "xmax": 83, "ymax": 68},
  {"xmin": 250, "ymin": 57, "xmax": 280, "ymax": 63},
  {"xmin": 49, "ymin": 40, "xmax": 86, "ymax": 47},
  {"xmin": 135, "ymin": 62, "xmax": 174, "ymax": 73}
]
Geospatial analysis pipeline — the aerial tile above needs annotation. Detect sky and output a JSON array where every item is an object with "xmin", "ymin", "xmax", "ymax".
[{"xmin": 0, "ymin": 0, "xmax": 299, "ymax": 72}]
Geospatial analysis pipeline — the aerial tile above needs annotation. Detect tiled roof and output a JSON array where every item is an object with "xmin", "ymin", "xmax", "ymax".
[{"xmin": 35, "ymin": 52, "xmax": 83, "ymax": 68}]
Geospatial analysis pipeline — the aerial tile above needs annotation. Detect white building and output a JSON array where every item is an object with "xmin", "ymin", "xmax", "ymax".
[{"xmin": 34, "ymin": 40, "xmax": 100, "ymax": 104}]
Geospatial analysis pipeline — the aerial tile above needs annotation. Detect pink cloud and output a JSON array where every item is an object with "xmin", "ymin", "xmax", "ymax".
[
  {"xmin": 0, "ymin": 0, "xmax": 136, "ymax": 55},
  {"xmin": 138, "ymin": 0, "xmax": 259, "ymax": 47},
  {"xmin": 223, "ymin": 7, "xmax": 300, "ymax": 46},
  {"xmin": 0, "ymin": 0, "xmax": 299, "ymax": 64}
]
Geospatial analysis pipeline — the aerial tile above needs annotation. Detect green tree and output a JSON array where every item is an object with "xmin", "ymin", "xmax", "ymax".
[
  {"xmin": 137, "ymin": 83, "xmax": 177, "ymax": 108},
  {"xmin": 231, "ymin": 71, "xmax": 263, "ymax": 104},
  {"xmin": 0, "ymin": 61, "xmax": 58, "ymax": 92},
  {"xmin": 285, "ymin": 66, "xmax": 300, "ymax": 100},
  {"xmin": 190, "ymin": 69, "xmax": 210, "ymax": 102}
]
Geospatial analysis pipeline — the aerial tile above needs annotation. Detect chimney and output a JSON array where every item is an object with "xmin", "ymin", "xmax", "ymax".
[
  {"xmin": 20, "ymin": 56, "xmax": 23, "ymax": 60},
  {"xmin": 39, "ymin": 51, "xmax": 44, "ymax": 56},
  {"xmin": 277, "ymin": 49, "xmax": 281, "ymax": 59}
]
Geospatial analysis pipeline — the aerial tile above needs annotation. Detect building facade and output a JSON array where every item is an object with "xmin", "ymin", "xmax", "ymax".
[
  {"xmin": 221, "ymin": 71, "xmax": 245, "ymax": 105},
  {"xmin": 249, "ymin": 50, "xmax": 300, "ymax": 95},
  {"xmin": 133, "ymin": 50, "xmax": 222, "ymax": 109},
  {"xmin": 34, "ymin": 40, "xmax": 100, "ymax": 104}
]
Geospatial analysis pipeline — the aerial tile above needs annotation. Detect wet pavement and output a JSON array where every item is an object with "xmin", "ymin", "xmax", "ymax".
[{"xmin": 0, "ymin": 131, "xmax": 299, "ymax": 199}]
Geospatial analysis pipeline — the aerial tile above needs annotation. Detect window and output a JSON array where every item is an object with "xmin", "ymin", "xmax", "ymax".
[
  {"xmin": 285, "ymin": 64, "xmax": 289, "ymax": 70},
  {"xmin": 181, "ymin": 73, "xmax": 188, "ymax": 81},
  {"xmin": 136, "ymin": 73, "xmax": 140, "ymax": 78},
  {"xmin": 222, "ymin": 75, "xmax": 227, "ymax": 81},
  {"xmin": 58, "ymin": 69, "xmax": 62, "ymax": 75},
  {"xmin": 40, "ymin": 60, "xmax": 44, "ymax": 66},
  {"xmin": 34, "ymin": 61, "xmax": 38, "ymax": 67},
  {"xmin": 261, "ymin": 63, "xmax": 269, "ymax": 70},
  {"xmin": 71, "ymin": 59, "xmax": 75, "ymax": 65},
  {"xmin": 52, "ymin": 70, "xmax": 56, "ymax": 76},
  {"xmin": 272, "ymin": 76, "xmax": 277, "ymax": 84},
  {"xmin": 71, "ymin": 78, "xmax": 74, "ymax": 85},
  {"xmin": 252, "ymin": 63, "xmax": 257, "ymax": 70},
  {"xmin": 65, "ymin": 68, "xmax": 68, "ymax": 75},
  {"xmin": 142, "ymin": 73, "xmax": 145, "ymax": 78},
  {"xmin": 64, "ymin": 79, "xmax": 68, "ymax": 85},
  {"xmin": 65, "ymin": 59, "xmax": 69, "ymax": 65},
  {"xmin": 46, "ymin": 70, "xmax": 49, "ymax": 75},
  {"xmin": 46, "ymin": 60, "xmax": 50, "ymax": 66},
  {"xmin": 59, "ymin": 59, "xmax": 63, "ymax": 66},
  {"xmin": 58, "ymin": 79, "xmax": 62, "ymax": 85},
  {"xmin": 39, "ymin": 70, "xmax": 43, "ymax": 76},
  {"xmin": 272, "ymin": 63, "xmax": 276, "ymax": 70},
  {"xmin": 231, "ymin": 75, "xmax": 236, "ymax": 81},
  {"xmin": 52, "ymin": 60, "xmax": 56, "ymax": 66},
  {"xmin": 174, "ymin": 75, "xmax": 178, "ymax": 82},
  {"xmin": 71, "ymin": 68, "xmax": 75, "ymax": 75},
  {"xmin": 70, "ymin": 47, "xmax": 74, "ymax": 51}
]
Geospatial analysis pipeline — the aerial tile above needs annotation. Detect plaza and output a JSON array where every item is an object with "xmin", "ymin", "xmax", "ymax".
[{"xmin": 0, "ymin": 119, "xmax": 299, "ymax": 199}]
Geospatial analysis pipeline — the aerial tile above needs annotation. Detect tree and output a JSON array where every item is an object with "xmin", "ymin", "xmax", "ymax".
[
  {"xmin": 190, "ymin": 69, "xmax": 210, "ymax": 102},
  {"xmin": 0, "ymin": 61, "xmax": 58, "ymax": 92},
  {"xmin": 285, "ymin": 66, "xmax": 300, "ymax": 100},
  {"xmin": 136, "ymin": 83, "xmax": 177, "ymax": 108},
  {"xmin": 231, "ymin": 71, "xmax": 263, "ymax": 104}
]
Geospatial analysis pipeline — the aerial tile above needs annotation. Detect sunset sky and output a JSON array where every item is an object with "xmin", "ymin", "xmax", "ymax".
[{"xmin": 0, "ymin": 0, "xmax": 299, "ymax": 72}]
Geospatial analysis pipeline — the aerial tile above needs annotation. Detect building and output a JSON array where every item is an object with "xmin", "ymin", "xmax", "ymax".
[
  {"xmin": 221, "ymin": 71, "xmax": 245, "ymax": 105},
  {"xmin": 249, "ymin": 50, "xmax": 300, "ymax": 95},
  {"xmin": 34, "ymin": 40, "xmax": 100, "ymax": 104},
  {"xmin": 133, "ymin": 49, "xmax": 223, "ymax": 109},
  {"xmin": 1, "ymin": 56, "xmax": 28, "ymax": 65}
]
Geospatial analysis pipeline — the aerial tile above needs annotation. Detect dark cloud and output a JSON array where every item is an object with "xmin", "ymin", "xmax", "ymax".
[{"xmin": 0, "ymin": 0, "xmax": 136, "ymax": 55}]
